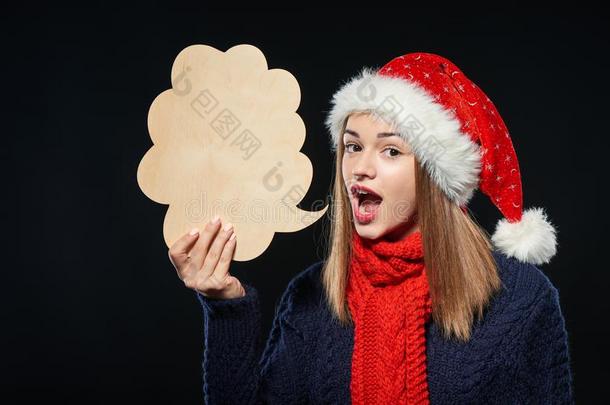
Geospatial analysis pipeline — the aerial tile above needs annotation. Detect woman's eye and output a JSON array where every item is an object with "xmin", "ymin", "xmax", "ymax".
[
  {"xmin": 385, "ymin": 147, "xmax": 402, "ymax": 158},
  {"xmin": 345, "ymin": 143, "xmax": 360, "ymax": 153},
  {"xmin": 345, "ymin": 143, "xmax": 401, "ymax": 157}
]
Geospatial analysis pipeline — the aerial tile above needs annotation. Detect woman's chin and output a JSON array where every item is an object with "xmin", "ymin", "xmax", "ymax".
[
  {"xmin": 354, "ymin": 222, "xmax": 385, "ymax": 240},
  {"xmin": 354, "ymin": 220, "xmax": 417, "ymax": 242}
]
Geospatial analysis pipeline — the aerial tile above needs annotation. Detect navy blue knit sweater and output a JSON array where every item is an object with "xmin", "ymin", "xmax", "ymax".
[{"xmin": 196, "ymin": 251, "xmax": 575, "ymax": 404}]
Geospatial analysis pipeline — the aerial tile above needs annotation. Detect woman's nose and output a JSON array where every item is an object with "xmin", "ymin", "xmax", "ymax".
[{"xmin": 352, "ymin": 153, "xmax": 376, "ymax": 179}]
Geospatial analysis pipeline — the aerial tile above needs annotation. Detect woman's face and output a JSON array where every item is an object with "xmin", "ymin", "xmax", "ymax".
[{"xmin": 341, "ymin": 112, "xmax": 419, "ymax": 241}]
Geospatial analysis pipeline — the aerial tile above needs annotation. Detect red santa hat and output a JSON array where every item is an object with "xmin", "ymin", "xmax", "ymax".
[{"xmin": 325, "ymin": 52, "xmax": 557, "ymax": 265}]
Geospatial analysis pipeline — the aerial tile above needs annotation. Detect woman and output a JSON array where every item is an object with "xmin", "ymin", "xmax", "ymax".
[{"xmin": 168, "ymin": 53, "xmax": 575, "ymax": 404}]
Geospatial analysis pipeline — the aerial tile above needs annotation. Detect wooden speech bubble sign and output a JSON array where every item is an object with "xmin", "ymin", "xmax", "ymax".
[{"xmin": 137, "ymin": 44, "xmax": 329, "ymax": 261}]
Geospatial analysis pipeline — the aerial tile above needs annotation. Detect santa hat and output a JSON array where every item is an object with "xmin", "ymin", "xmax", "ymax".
[{"xmin": 325, "ymin": 52, "xmax": 557, "ymax": 265}]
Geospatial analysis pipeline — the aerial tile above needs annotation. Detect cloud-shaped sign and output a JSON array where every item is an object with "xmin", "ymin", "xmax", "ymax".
[{"xmin": 137, "ymin": 44, "xmax": 328, "ymax": 261}]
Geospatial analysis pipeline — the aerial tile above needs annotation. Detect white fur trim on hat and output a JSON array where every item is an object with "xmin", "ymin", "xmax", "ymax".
[
  {"xmin": 491, "ymin": 207, "xmax": 558, "ymax": 265},
  {"xmin": 325, "ymin": 67, "xmax": 481, "ymax": 206}
]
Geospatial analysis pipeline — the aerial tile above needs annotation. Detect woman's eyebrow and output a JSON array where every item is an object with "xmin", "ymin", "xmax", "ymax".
[{"xmin": 344, "ymin": 129, "xmax": 399, "ymax": 138}]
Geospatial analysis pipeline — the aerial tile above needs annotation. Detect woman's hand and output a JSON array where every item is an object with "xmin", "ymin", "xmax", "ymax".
[{"xmin": 168, "ymin": 216, "xmax": 245, "ymax": 300}]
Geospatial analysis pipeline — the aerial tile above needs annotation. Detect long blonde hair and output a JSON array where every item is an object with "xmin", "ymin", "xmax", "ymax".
[{"xmin": 320, "ymin": 115, "xmax": 502, "ymax": 343}]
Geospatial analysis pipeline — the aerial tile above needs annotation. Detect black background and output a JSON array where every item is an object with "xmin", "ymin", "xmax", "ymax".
[{"xmin": 2, "ymin": 5, "xmax": 607, "ymax": 404}]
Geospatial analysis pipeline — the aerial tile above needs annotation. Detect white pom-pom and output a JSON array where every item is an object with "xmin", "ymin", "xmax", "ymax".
[{"xmin": 491, "ymin": 207, "xmax": 558, "ymax": 265}]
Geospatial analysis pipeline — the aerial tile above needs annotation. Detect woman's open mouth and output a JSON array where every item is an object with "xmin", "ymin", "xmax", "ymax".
[{"xmin": 350, "ymin": 185, "xmax": 383, "ymax": 224}]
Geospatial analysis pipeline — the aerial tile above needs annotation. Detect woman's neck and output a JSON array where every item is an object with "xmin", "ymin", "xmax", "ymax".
[{"xmin": 379, "ymin": 220, "xmax": 420, "ymax": 243}]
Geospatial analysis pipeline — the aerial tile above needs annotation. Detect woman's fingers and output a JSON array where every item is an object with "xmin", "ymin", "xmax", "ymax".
[
  {"xmin": 168, "ymin": 227, "xmax": 201, "ymax": 276},
  {"xmin": 200, "ymin": 222, "xmax": 234, "ymax": 280},
  {"xmin": 168, "ymin": 216, "xmax": 243, "ymax": 299},
  {"xmin": 188, "ymin": 217, "xmax": 222, "ymax": 270},
  {"xmin": 208, "ymin": 231, "xmax": 237, "ymax": 287},
  {"xmin": 191, "ymin": 230, "xmax": 238, "ymax": 295}
]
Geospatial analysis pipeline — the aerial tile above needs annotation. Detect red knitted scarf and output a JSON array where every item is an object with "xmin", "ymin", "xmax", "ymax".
[{"xmin": 347, "ymin": 229, "xmax": 433, "ymax": 405}]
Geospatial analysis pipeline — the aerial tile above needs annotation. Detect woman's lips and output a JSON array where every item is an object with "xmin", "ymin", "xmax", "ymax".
[{"xmin": 350, "ymin": 184, "xmax": 382, "ymax": 200}]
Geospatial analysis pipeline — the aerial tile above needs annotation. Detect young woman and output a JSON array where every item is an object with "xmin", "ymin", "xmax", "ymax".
[{"xmin": 168, "ymin": 53, "xmax": 575, "ymax": 404}]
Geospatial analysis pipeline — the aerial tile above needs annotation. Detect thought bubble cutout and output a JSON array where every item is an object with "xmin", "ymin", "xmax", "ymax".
[{"xmin": 137, "ymin": 44, "xmax": 328, "ymax": 261}]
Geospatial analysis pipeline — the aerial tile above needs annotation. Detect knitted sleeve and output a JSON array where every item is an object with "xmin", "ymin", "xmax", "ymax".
[
  {"xmin": 520, "ymin": 282, "xmax": 575, "ymax": 404},
  {"xmin": 196, "ymin": 277, "xmax": 309, "ymax": 404}
]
